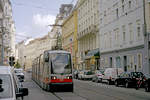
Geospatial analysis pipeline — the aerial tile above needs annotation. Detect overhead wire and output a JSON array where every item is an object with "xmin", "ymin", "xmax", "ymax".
[{"xmin": 11, "ymin": 0, "xmax": 58, "ymax": 12}]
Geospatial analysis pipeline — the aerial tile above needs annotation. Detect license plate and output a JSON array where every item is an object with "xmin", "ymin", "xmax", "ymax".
[{"xmin": 60, "ymin": 76, "xmax": 64, "ymax": 81}]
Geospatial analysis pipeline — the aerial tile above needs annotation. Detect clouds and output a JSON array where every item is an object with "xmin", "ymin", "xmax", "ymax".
[{"xmin": 32, "ymin": 14, "xmax": 55, "ymax": 31}]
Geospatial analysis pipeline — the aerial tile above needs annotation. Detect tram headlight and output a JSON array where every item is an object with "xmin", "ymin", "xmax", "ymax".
[
  {"xmin": 67, "ymin": 76, "xmax": 72, "ymax": 79},
  {"xmin": 51, "ymin": 76, "xmax": 57, "ymax": 80}
]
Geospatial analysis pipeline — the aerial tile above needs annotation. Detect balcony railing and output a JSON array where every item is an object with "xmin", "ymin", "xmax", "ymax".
[{"xmin": 77, "ymin": 24, "xmax": 99, "ymax": 39}]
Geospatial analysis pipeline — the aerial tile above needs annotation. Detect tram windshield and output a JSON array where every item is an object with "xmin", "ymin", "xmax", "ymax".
[{"xmin": 51, "ymin": 53, "xmax": 72, "ymax": 74}]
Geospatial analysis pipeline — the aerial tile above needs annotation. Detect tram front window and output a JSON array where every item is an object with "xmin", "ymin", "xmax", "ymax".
[{"xmin": 51, "ymin": 53, "xmax": 72, "ymax": 74}]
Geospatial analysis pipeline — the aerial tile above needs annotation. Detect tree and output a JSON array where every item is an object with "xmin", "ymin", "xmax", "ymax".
[{"xmin": 14, "ymin": 61, "xmax": 22, "ymax": 68}]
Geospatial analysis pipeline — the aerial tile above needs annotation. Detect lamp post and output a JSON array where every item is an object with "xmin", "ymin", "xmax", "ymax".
[
  {"xmin": 0, "ymin": 26, "xmax": 5, "ymax": 65},
  {"xmin": 24, "ymin": 56, "xmax": 26, "ymax": 70}
]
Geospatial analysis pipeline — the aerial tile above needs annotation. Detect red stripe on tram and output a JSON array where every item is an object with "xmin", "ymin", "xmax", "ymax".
[{"xmin": 51, "ymin": 79, "xmax": 72, "ymax": 83}]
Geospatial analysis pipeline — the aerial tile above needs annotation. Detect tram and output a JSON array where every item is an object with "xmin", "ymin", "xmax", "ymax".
[{"xmin": 32, "ymin": 50, "xmax": 73, "ymax": 92}]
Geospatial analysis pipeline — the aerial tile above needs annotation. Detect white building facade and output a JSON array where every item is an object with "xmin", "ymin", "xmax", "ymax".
[
  {"xmin": 99, "ymin": 0, "xmax": 149, "ymax": 73},
  {"xmin": 0, "ymin": 0, "xmax": 15, "ymax": 65},
  {"xmin": 77, "ymin": 0, "xmax": 100, "ymax": 70}
]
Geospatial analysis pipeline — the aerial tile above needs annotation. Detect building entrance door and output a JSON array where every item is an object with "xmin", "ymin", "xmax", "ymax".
[{"xmin": 123, "ymin": 56, "xmax": 127, "ymax": 72}]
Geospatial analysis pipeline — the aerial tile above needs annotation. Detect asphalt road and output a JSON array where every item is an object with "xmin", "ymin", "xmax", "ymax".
[{"xmin": 23, "ymin": 72, "xmax": 150, "ymax": 100}]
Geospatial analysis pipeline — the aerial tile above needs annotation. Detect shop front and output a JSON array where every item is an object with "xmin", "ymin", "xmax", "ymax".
[{"xmin": 84, "ymin": 48, "xmax": 100, "ymax": 71}]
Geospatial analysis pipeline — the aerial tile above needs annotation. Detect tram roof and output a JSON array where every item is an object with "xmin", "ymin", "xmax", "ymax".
[{"xmin": 45, "ymin": 50, "xmax": 71, "ymax": 54}]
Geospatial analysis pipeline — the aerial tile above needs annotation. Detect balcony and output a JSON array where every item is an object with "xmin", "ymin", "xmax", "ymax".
[{"xmin": 77, "ymin": 24, "xmax": 99, "ymax": 39}]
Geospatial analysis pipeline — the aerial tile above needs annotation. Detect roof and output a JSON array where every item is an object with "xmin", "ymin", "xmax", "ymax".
[{"xmin": 0, "ymin": 66, "xmax": 13, "ymax": 75}]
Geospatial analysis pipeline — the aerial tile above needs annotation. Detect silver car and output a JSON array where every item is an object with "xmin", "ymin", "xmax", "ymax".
[{"xmin": 0, "ymin": 66, "xmax": 28, "ymax": 100}]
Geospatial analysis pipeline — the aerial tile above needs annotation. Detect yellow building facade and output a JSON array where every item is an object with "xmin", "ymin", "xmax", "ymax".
[{"xmin": 62, "ymin": 9, "xmax": 78, "ymax": 69}]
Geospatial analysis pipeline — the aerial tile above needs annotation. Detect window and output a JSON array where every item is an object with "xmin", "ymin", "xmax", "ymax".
[
  {"xmin": 122, "ymin": 0, "xmax": 125, "ymax": 4},
  {"xmin": 109, "ymin": 31, "xmax": 112, "ymax": 48},
  {"xmin": 116, "ymin": 8, "xmax": 119, "ymax": 18},
  {"xmin": 136, "ymin": 20, "xmax": 141, "ymax": 40},
  {"xmin": 129, "ymin": 1, "xmax": 131, "ymax": 9},
  {"xmin": 137, "ymin": 27, "xmax": 141, "ymax": 38},
  {"xmin": 129, "ymin": 23, "xmax": 133, "ymax": 42},
  {"xmin": 105, "ymin": 57, "xmax": 108, "ymax": 66},
  {"xmin": 131, "ymin": 55, "xmax": 134, "ymax": 69},
  {"xmin": 137, "ymin": 53, "xmax": 142, "ymax": 69},
  {"xmin": 122, "ymin": 5, "xmax": 125, "ymax": 13},
  {"xmin": 114, "ymin": 28, "xmax": 120, "ymax": 46},
  {"xmin": 122, "ymin": 25, "xmax": 126, "ymax": 42}
]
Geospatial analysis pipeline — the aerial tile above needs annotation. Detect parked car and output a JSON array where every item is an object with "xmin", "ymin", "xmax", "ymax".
[
  {"xmin": 102, "ymin": 68, "xmax": 124, "ymax": 85},
  {"xmin": 14, "ymin": 68, "xmax": 24, "ymax": 82},
  {"xmin": 82, "ymin": 70, "xmax": 94, "ymax": 80},
  {"xmin": 92, "ymin": 70, "xmax": 103, "ymax": 83},
  {"xmin": 144, "ymin": 74, "xmax": 150, "ymax": 92},
  {"xmin": 26, "ymin": 68, "xmax": 32, "ymax": 73},
  {"xmin": 78, "ymin": 71, "xmax": 85, "ymax": 80},
  {"xmin": 114, "ymin": 72, "xmax": 145, "ymax": 88},
  {"xmin": 0, "ymin": 66, "xmax": 28, "ymax": 100}
]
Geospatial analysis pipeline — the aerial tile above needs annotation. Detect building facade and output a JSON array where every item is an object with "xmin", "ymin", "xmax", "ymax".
[
  {"xmin": 99, "ymin": 0, "xmax": 150, "ymax": 74},
  {"xmin": 49, "ymin": 4, "xmax": 73, "ymax": 50},
  {"xmin": 15, "ymin": 41, "xmax": 25, "ymax": 67},
  {"xmin": 23, "ymin": 35, "xmax": 55, "ymax": 70},
  {"xmin": 0, "ymin": 0, "xmax": 15, "ymax": 65},
  {"xmin": 62, "ymin": 8, "xmax": 78, "ymax": 69},
  {"xmin": 77, "ymin": 0, "xmax": 100, "ymax": 70}
]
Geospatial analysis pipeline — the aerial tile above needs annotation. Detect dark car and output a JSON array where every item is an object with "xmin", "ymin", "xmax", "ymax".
[
  {"xmin": 144, "ymin": 74, "xmax": 150, "ymax": 92},
  {"xmin": 114, "ymin": 72, "xmax": 144, "ymax": 88}
]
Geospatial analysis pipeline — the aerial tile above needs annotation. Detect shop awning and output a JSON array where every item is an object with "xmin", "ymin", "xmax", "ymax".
[{"xmin": 85, "ymin": 48, "xmax": 100, "ymax": 59}]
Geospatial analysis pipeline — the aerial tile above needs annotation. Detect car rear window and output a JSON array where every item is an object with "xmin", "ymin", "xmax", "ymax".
[
  {"xmin": 131, "ymin": 72, "xmax": 143, "ymax": 78},
  {"xmin": 0, "ymin": 74, "xmax": 13, "ymax": 98}
]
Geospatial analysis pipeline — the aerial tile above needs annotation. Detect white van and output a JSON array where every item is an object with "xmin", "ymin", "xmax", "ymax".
[
  {"xmin": 102, "ymin": 68, "xmax": 124, "ymax": 85},
  {"xmin": 0, "ymin": 66, "xmax": 28, "ymax": 100}
]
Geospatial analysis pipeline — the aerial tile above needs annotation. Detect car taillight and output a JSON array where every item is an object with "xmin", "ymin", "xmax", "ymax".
[{"xmin": 51, "ymin": 76, "xmax": 57, "ymax": 80}]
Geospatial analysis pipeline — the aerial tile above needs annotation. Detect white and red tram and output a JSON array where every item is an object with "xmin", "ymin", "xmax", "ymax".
[{"xmin": 32, "ymin": 50, "xmax": 73, "ymax": 92}]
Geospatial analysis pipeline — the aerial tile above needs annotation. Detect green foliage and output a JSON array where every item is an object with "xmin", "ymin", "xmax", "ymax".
[{"xmin": 14, "ymin": 61, "xmax": 22, "ymax": 68}]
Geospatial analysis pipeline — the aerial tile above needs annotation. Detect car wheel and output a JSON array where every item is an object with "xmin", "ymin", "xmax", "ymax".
[
  {"xmin": 92, "ymin": 78, "xmax": 94, "ymax": 82},
  {"xmin": 108, "ymin": 80, "xmax": 111, "ymax": 85},
  {"xmin": 95, "ymin": 79, "xmax": 99, "ymax": 83},
  {"xmin": 115, "ymin": 81, "xmax": 118, "ymax": 87},
  {"xmin": 125, "ymin": 82, "xmax": 129, "ymax": 88},
  {"xmin": 145, "ymin": 83, "xmax": 150, "ymax": 92},
  {"xmin": 99, "ymin": 78, "xmax": 102, "ymax": 83}
]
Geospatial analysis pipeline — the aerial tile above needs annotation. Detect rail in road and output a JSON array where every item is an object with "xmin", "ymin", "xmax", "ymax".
[{"xmin": 23, "ymin": 72, "xmax": 150, "ymax": 100}]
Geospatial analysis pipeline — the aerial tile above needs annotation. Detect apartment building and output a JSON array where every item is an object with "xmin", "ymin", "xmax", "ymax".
[
  {"xmin": 0, "ymin": 0, "xmax": 15, "ymax": 65},
  {"xmin": 62, "ymin": 7, "xmax": 78, "ymax": 69},
  {"xmin": 77, "ymin": 0, "xmax": 100, "ymax": 70},
  {"xmin": 99, "ymin": 0, "xmax": 149, "ymax": 73}
]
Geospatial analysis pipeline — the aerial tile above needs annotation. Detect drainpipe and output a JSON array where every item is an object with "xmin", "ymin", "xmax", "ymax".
[{"xmin": 143, "ymin": 0, "xmax": 150, "ymax": 74}]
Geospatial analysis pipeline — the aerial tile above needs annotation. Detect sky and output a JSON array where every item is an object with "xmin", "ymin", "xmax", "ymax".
[{"xmin": 10, "ymin": 0, "xmax": 77, "ymax": 43}]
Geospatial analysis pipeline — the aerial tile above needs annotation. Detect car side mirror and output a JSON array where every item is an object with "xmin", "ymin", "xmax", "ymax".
[{"xmin": 16, "ymin": 88, "xmax": 29, "ymax": 97}]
